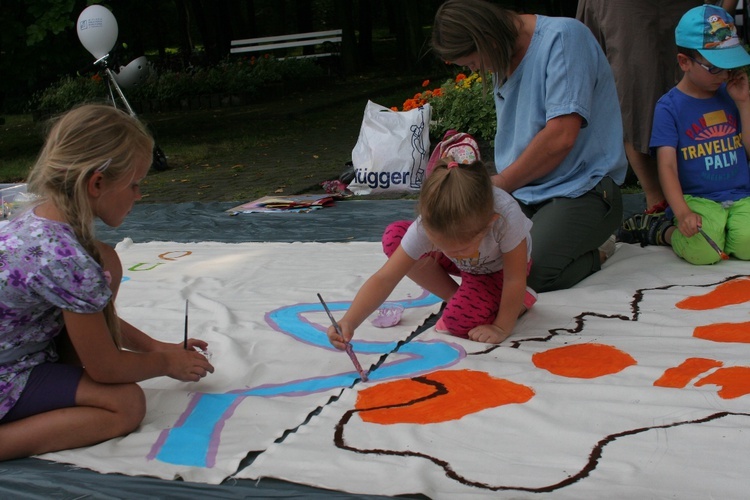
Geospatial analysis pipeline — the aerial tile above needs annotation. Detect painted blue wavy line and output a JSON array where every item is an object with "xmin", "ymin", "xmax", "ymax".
[{"xmin": 155, "ymin": 292, "xmax": 463, "ymax": 466}]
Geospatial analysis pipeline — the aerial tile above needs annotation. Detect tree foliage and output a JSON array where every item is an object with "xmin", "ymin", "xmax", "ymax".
[
  {"xmin": 0, "ymin": 0, "xmax": 578, "ymax": 114},
  {"xmin": 0, "ymin": 0, "xmax": 85, "ymax": 112}
]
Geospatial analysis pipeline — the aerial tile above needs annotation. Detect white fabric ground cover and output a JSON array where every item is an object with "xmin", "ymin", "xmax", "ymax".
[
  {"xmin": 36, "ymin": 239, "xmax": 750, "ymax": 496},
  {"xmin": 40, "ymin": 241, "xmax": 441, "ymax": 484},
  {"xmin": 240, "ymin": 243, "xmax": 750, "ymax": 499}
]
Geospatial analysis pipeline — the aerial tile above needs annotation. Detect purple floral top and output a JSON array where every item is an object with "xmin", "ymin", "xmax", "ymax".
[{"xmin": 0, "ymin": 209, "xmax": 111, "ymax": 419}]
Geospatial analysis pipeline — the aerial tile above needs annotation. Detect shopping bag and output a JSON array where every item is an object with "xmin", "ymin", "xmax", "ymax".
[{"xmin": 349, "ymin": 100, "xmax": 431, "ymax": 195}]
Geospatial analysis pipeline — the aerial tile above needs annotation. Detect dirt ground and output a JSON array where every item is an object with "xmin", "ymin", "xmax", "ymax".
[{"xmin": 136, "ymin": 73, "xmax": 433, "ymax": 204}]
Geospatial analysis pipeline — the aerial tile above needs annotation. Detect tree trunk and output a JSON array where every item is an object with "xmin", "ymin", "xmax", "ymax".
[
  {"xmin": 298, "ymin": 0, "xmax": 314, "ymax": 56},
  {"xmin": 213, "ymin": 0, "xmax": 232, "ymax": 59},
  {"xmin": 336, "ymin": 0, "xmax": 357, "ymax": 75},
  {"xmin": 175, "ymin": 0, "xmax": 194, "ymax": 64},
  {"xmin": 358, "ymin": 0, "xmax": 374, "ymax": 65},
  {"xmin": 387, "ymin": 0, "xmax": 427, "ymax": 71},
  {"xmin": 188, "ymin": 0, "xmax": 210, "ymax": 63}
]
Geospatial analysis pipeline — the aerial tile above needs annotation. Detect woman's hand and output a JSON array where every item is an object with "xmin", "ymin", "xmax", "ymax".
[{"xmin": 467, "ymin": 324, "xmax": 511, "ymax": 344}]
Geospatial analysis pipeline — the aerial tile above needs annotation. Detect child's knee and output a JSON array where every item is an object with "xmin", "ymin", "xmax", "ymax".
[
  {"xmin": 681, "ymin": 251, "xmax": 721, "ymax": 265},
  {"xmin": 438, "ymin": 313, "xmax": 470, "ymax": 338},
  {"xmin": 726, "ymin": 233, "xmax": 750, "ymax": 260},
  {"xmin": 731, "ymin": 248, "xmax": 750, "ymax": 261},
  {"xmin": 114, "ymin": 383, "xmax": 146, "ymax": 434},
  {"xmin": 441, "ymin": 296, "xmax": 496, "ymax": 337},
  {"xmin": 673, "ymin": 234, "xmax": 722, "ymax": 265}
]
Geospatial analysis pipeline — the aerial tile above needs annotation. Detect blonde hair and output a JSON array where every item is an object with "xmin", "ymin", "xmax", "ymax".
[
  {"xmin": 418, "ymin": 158, "xmax": 495, "ymax": 241},
  {"xmin": 431, "ymin": 0, "xmax": 519, "ymax": 86},
  {"xmin": 26, "ymin": 104, "xmax": 154, "ymax": 346}
]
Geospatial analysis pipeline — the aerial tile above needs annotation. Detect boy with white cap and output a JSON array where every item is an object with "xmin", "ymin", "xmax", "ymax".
[{"xmin": 618, "ymin": 4, "xmax": 750, "ymax": 265}]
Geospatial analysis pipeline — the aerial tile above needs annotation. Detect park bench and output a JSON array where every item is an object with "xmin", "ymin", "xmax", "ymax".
[{"xmin": 230, "ymin": 29, "xmax": 342, "ymax": 60}]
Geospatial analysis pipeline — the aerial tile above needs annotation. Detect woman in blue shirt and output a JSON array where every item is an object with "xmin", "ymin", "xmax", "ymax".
[{"xmin": 431, "ymin": 0, "xmax": 627, "ymax": 292}]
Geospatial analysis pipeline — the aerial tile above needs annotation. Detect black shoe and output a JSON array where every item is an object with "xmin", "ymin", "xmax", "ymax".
[{"xmin": 616, "ymin": 213, "xmax": 669, "ymax": 246}]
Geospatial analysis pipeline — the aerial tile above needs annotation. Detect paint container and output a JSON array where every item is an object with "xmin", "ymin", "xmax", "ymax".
[{"xmin": 371, "ymin": 303, "xmax": 405, "ymax": 328}]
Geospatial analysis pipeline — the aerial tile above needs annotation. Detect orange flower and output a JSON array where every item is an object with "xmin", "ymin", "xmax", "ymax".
[
  {"xmin": 422, "ymin": 79, "xmax": 430, "ymax": 87},
  {"xmin": 390, "ymin": 106, "xmax": 398, "ymax": 111},
  {"xmin": 432, "ymin": 88, "xmax": 443, "ymax": 97},
  {"xmin": 455, "ymin": 73, "xmax": 467, "ymax": 83},
  {"xmin": 404, "ymin": 97, "xmax": 426, "ymax": 111}
]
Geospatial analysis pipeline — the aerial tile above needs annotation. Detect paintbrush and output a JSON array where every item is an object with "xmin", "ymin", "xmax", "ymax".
[
  {"xmin": 183, "ymin": 300, "xmax": 189, "ymax": 349},
  {"xmin": 317, "ymin": 293, "xmax": 368, "ymax": 382},
  {"xmin": 698, "ymin": 227, "xmax": 729, "ymax": 260}
]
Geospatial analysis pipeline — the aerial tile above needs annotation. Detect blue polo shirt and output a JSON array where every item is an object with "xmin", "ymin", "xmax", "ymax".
[{"xmin": 494, "ymin": 15, "xmax": 627, "ymax": 205}]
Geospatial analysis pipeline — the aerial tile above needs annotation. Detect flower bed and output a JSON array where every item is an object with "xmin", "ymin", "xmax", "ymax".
[{"xmin": 393, "ymin": 72, "xmax": 496, "ymax": 142}]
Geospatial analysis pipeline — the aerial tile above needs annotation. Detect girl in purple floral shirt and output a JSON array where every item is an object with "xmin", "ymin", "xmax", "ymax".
[{"xmin": 0, "ymin": 104, "xmax": 214, "ymax": 461}]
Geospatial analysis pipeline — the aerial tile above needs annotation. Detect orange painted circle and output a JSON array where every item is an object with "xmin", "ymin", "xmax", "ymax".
[
  {"xmin": 532, "ymin": 343, "xmax": 636, "ymax": 379},
  {"xmin": 355, "ymin": 369, "xmax": 534, "ymax": 425}
]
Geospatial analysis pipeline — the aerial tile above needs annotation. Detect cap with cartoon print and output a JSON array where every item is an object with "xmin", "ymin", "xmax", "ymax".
[{"xmin": 676, "ymin": 4, "xmax": 750, "ymax": 69}]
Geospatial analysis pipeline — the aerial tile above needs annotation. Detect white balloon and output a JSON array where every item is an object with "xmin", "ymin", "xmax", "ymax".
[
  {"xmin": 113, "ymin": 56, "xmax": 151, "ymax": 88},
  {"xmin": 77, "ymin": 5, "xmax": 118, "ymax": 60}
]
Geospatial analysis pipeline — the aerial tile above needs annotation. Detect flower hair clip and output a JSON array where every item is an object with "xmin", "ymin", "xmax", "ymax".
[
  {"xmin": 447, "ymin": 161, "xmax": 459, "ymax": 169},
  {"xmin": 96, "ymin": 158, "xmax": 112, "ymax": 173}
]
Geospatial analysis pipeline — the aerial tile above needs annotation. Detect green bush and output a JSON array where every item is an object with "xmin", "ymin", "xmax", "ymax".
[
  {"xmin": 30, "ymin": 55, "xmax": 327, "ymax": 115},
  {"xmin": 32, "ymin": 75, "xmax": 104, "ymax": 115},
  {"xmin": 431, "ymin": 73, "xmax": 496, "ymax": 141}
]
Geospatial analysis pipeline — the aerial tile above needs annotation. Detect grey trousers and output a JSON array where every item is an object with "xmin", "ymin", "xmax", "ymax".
[{"xmin": 519, "ymin": 176, "xmax": 622, "ymax": 293}]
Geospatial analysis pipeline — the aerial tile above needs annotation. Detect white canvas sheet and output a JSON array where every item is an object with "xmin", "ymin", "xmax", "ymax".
[
  {"xmin": 40, "ymin": 241, "xmax": 441, "ymax": 484},
  {"xmin": 242, "ymin": 244, "xmax": 750, "ymax": 498}
]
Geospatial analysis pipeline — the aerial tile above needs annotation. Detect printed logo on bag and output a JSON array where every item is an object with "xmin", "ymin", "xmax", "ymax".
[{"xmin": 352, "ymin": 168, "xmax": 416, "ymax": 190}]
